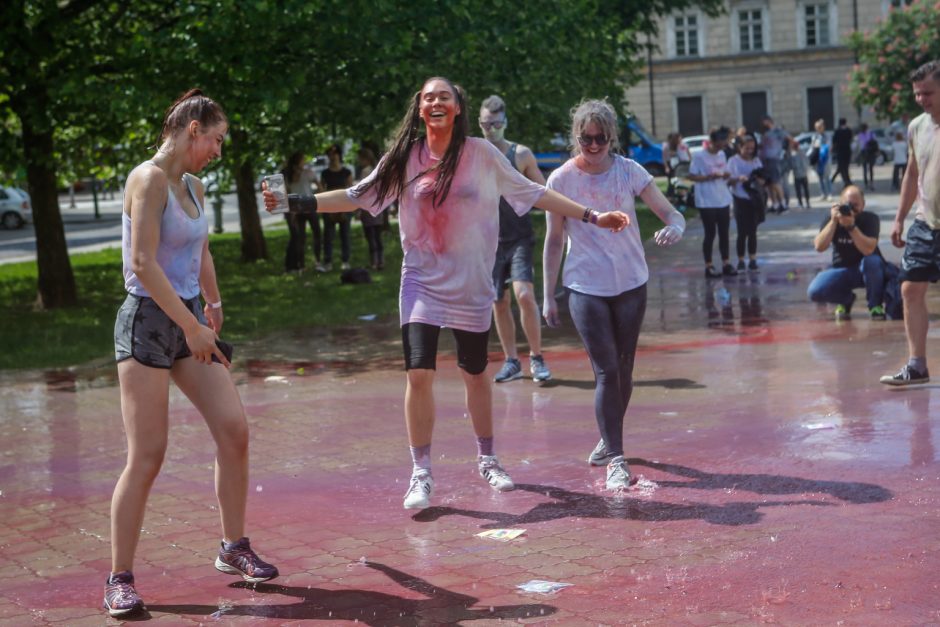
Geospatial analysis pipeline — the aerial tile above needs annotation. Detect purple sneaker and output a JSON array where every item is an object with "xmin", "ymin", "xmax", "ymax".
[
  {"xmin": 214, "ymin": 537, "xmax": 279, "ymax": 583},
  {"xmin": 103, "ymin": 570, "xmax": 145, "ymax": 617}
]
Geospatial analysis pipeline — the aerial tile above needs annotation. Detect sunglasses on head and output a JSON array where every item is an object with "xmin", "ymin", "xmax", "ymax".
[
  {"xmin": 577, "ymin": 133, "xmax": 609, "ymax": 147},
  {"xmin": 479, "ymin": 119, "xmax": 506, "ymax": 131}
]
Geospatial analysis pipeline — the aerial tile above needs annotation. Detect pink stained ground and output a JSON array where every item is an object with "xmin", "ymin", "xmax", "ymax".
[{"xmin": 0, "ymin": 189, "xmax": 938, "ymax": 625}]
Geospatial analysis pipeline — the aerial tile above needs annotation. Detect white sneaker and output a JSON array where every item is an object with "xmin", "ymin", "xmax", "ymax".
[
  {"xmin": 588, "ymin": 438, "xmax": 616, "ymax": 466},
  {"xmin": 606, "ymin": 456, "xmax": 631, "ymax": 490},
  {"xmin": 478, "ymin": 455, "xmax": 515, "ymax": 492},
  {"xmin": 341, "ymin": 262, "xmax": 351, "ymax": 270},
  {"xmin": 403, "ymin": 471, "xmax": 433, "ymax": 509}
]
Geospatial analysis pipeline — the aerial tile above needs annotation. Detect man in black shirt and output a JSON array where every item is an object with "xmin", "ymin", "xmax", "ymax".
[
  {"xmin": 807, "ymin": 185, "xmax": 889, "ymax": 320},
  {"xmin": 830, "ymin": 118, "xmax": 854, "ymax": 187}
]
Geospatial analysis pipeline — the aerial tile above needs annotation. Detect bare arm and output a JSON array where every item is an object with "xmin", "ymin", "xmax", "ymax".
[
  {"xmin": 127, "ymin": 168, "xmax": 223, "ymax": 365},
  {"xmin": 640, "ymin": 181, "xmax": 686, "ymax": 247},
  {"xmin": 891, "ymin": 154, "xmax": 919, "ymax": 248},
  {"xmin": 262, "ymin": 184, "xmax": 361, "ymax": 214},
  {"xmin": 542, "ymin": 209, "xmax": 566, "ymax": 327},
  {"xmin": 516, "ymin": 145, "xmax": 546, "ymax": 185},
  {"xmin": 537, "ymin": 189, "xmax": 628, "ymax": 231}
]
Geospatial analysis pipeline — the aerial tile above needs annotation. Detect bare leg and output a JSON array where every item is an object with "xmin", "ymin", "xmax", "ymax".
[
  {"xmin": 514, "ymin": 281, "xmax": 542, "ymax": 357},
  {"xmin": 405, "ymin": 369, "xmax": 436, "ymax": 447},
  {"xmin": 110, "ymin": 360, "xmax": 170, "ymax": 573},
  {"xmin": 461, "ymin": 369, "xmax": 493, "ymax": 439},
  {"xmin": 492, "ymin": 290, "xmax": 518, "ymax": 360},
  {"xmin": 902, "ymin": 281, "xmax": 929, "ymax": 360}
]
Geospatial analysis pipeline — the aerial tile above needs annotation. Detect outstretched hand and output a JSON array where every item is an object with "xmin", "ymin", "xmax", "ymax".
[
  {"xmin": 260, "ymin": 181, "xmax": 278, "ymax": 213},
  {"xmin": 654, "ymin": 224, "xmax": 683, "ymax": 247},
  {"xmin": 597, "ymin": 211, "xmax": 629, "ymax": 232}
]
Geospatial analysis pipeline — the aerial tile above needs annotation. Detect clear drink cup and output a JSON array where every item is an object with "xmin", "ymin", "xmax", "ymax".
[{"xmin": 264, "ymin": 173, "xmax": 288, "ymax": 214}]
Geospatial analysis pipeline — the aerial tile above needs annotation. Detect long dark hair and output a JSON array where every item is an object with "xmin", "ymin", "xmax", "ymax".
[
  {"xmin": 156, "ymin": 88, "xmax": 226, "ymax": 148},
  {"xmin": 354, "ymin": 77, "xmax": 468, "ymax": 208},
  {"xmin": 282, "ymin": 151, "xmax": 305, "ymax": 184}
]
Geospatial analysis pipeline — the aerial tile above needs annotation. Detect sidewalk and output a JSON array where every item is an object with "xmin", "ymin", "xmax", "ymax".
[{"xmin": 0, "ymin": 174, "xmax": 937, "ymax": 624}]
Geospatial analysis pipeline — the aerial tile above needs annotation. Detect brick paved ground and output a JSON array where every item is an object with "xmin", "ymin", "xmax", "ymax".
[{"xmin": 1, "ymin": 187, "xmax": 937, "ymax": 625}]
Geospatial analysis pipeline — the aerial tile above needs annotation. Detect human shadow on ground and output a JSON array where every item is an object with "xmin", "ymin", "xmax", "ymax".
[
  {"xmin": 414, "ymin": 461, "xmax": 891, "ymax": 527},
  {"xmin": 415, "ymin": 483, "xmax": 830, "ymax": 528},
  {"xmin": 146, "ymin": 561, "xmax": 555, "ymax": 624},
  {"xmin": 541, "ymin": 377, "xmax": 704, "ymax": 390},
  {"xmin": 630, "ymin": 459, "xmax": 893, "ymax": 504}
]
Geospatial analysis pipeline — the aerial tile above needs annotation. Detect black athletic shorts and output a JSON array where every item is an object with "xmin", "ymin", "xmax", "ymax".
[
  {"xmin": 900, "ymin": 219, "xmax": 940, "ymax": 283},
  {"xmin": 401, "ymin": 322, "xmax": 490, "ymax": 374},
  {"xmin": 492, "ymin": 236, "xmax": 536, "ymax": 300},
  {"xmin": 114, "ymin": 294, "xmax": 205, "ymax": 368}
]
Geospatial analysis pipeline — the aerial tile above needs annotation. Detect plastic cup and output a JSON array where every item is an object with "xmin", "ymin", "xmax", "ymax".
[{"xmin": 264, "ymin": 173, "xmax": 288, "ymax": 214}]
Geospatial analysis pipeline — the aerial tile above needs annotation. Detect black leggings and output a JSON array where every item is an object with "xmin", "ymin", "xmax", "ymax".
[
  {"xmin": 284, "ymin": 211, "xmax": 321, "ymax": 271},
  {"xmin": 733, "ymin": 196, "xmax": 759, "ymax": 259},
  {"xmin": 363, "ymin": 224, "xmax": 384, "ymax": 267},
  {"xmin": 568, "ymin": 284, "xmax": 647, "ymax": 457},
  {"xmin": 699, "ymin": 206, "xmax": 730, "ymax": 265},
  {"xmin": 401, "ymin": 322, "xmax": 489, "ymax": 374},
  {"xmin": 794, "ymin": 176, "xmax": 810, "ymax": 206}
]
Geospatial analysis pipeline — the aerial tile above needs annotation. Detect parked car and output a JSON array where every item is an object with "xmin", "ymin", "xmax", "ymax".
[
  {"xmin": 851, "ymin": 128, "xmax": 894, "ymax": 165},
  {"xmin": 683, "ymin": 134, "xmax": 709, "ymax": 157},
  {"xmin": 794, "ymin": 130, "xmax": 833, "ymax": 155},
  {"xmin": 0, "ymin": 186, "xmax": 32, "ymax": 229},
  {"xmin": 535, "ymin": 116, "xmax": 665, "ymax": 176}
]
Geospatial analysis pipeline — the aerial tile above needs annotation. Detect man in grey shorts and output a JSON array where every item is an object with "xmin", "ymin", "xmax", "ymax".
[
  {"xmin": 881, "ymin": 60, "xmax": 940, "ymax": 386},
  {"xmin": 480, "ymin": 95, "xmax": 552, "ymax": 383}
]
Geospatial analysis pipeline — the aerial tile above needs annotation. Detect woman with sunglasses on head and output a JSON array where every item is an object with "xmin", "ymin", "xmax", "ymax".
[
  {"xmin": 542, "ymin": 99, "xmax": 686, "ymax": 491},
  {"xmin": 263, "ymin": 77, "xmax": 628, "ymax": 510}
]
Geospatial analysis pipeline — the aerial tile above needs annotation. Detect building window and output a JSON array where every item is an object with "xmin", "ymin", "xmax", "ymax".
[
  {"xmin": 738, "ymin": 9, "xmax": 764, "ymax": 52},
  {"xmin": 804, "ymin": 3, "xmax": 830, "ymax": 47},
  {"xmin": 674, "ymin": 14, "xmax": 699, "ymax": 57}
]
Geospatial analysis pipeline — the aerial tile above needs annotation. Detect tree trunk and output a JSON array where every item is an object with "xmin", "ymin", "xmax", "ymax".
[
  {"xmin": 229, "ymin": 130, "xmax": 267, "ymax": 262},
  {"xmin": 17, "ymin": 88, "xmax": 77, "ymax": 308}
]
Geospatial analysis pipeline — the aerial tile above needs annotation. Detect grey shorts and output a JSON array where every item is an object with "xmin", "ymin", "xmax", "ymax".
[
  {"xmin": 900, "ymin": 220, "xmax": 940, "ymax": 283},
  {"xmin": 493, "ymin": 236, "xmax": 535, "ymax": 299},
  {"xmin": 762, "ymin": 158, "xmax": 781, "ymax": 184},
  {"xmin": 115, "ymin": 294, "xmax": 205, "ymax": 368}
]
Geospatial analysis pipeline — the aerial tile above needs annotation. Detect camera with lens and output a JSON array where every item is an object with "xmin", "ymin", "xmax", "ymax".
[{"xmin": 838, "ymin": 203, "xmax": 854, "ymax": 216}]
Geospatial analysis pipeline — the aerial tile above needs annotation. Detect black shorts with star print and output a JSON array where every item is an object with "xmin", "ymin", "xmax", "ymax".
[{"xmin": 114, "ymin": 294, "xmax": 206, "ymax": 368}]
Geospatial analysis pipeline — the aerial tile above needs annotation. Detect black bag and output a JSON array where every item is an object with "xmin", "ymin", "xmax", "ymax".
[
  {"xmin": 883, "ymin": 261, "xmax": 904, "ymax": 320},
  {"xmin": 864, "ymin": 137, "xmax": 880, "ymax": 157},
  {"xmin": 744, "ymin": 168, "xmax": 768, "ymax": 224},
  {"xmin": 340, "ymin": 267, "xmax": 372, "ymax": 284},
  {"xmin": 808, "ymin": 146, "xmax": 820, "ymax": 166}
]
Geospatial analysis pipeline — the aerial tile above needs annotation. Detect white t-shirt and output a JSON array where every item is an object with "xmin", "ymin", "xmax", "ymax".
[
  {"xmin": 727, "ymin": 155, "xmax": 763, "ymax": 199},
  {"xmin": 349, "ymin": 137, "xmax": 546, "ymax": 331},
  {"xmin": 892, "ymin": 140, "xmax": 908, "ymax": 165},
  {"xmin": 690, "ymin": 149, "xmax": 733, "ymax": 208},
  {"xmin": 545, "ymin": 155, "xmax": 653, "ymax": 297}
]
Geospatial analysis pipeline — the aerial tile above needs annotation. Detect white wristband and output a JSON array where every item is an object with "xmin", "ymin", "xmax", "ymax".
[{"xmin": 207, "ymin": 300, "xmax": 222, "ymax": 310}]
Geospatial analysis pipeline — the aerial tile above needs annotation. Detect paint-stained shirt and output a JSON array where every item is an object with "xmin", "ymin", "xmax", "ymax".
[
  {"xmin": 545, "ymin": 155, "xmax": 653, "ymax": 297},
  {"xmin": 908, "ymin": 113, "xmax": 940, "ymax": 229},
  {"xmin": 690, "ymin": 149, "xmax": 733, "ymax": 208},
  {"xmin": 349, "ymin": 137, "xmax": 546, "ymax": 332}
]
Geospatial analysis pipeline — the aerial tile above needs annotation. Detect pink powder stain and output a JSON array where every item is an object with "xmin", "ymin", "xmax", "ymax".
[{"xmin": 414, "ymin": 176, "xmax": 449, "ymax": 254}]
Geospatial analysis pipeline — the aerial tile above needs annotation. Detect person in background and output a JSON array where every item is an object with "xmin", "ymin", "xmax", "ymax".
[
  {"xmin": 807, "ymin": 185, "xmax": 889, "ymax": 321},
  {"xmin": 727, "ymin": 134, "xmax": 763, "ymax": 271},
  {"xmin": 319, "ymin": 143, "xmax": 354, "ymax": 271},
  {"xmin": 831, "ymin": 117, "xmax": 854, "ymax": 188},
  {"xmin": 811, "ymin": 119, "xmax": 833, "ymax": 201},
  {"xmin": 789, "ymin": 138, "xmax": 812, "ymax": 210},
  {"xmin": 891, "ymin": 131, "xmax": 908, "ymax": 193},
  {"xmin": 856, "ymin": 123, "xmax": 878, "ymax": 192},
  {"xmin": 356, "ymin": 147, "xmax": 386, "ymax": 270},
  {"xmin": 688, "ymin": 126, "xmax": 737, "ymax": 278},
  {"xmin": 662, "ymin": 132, "xmax": 691, "ymax": 197},
  {"xmin": 758, "ymin": 116, "xmax": 790, "ymax": 214},
  {"xmin": 283, "ymin": 151, "xmax": 323, "ymax": 273}
]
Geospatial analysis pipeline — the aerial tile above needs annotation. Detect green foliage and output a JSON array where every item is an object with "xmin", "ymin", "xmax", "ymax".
[{"xmin": 846, "ymin": 1, "xmax": 940, "ymax": 118}]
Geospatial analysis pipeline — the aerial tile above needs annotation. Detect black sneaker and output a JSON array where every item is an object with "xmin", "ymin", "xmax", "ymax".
[
  {"xmin": 705, "ymin": 266, "xmax": 722, "ymax": 279},
  {"xmin": 748, "ymin": 259, "xmax": 759, "ymax": 271},
  {"xmin": 880, "ymin": 365, "xmax": 930, "ymax": 386},
  {"xmin": 736, "ymin": 260, "xmax": 746, "ymax": 271},
  {"xmin": 215, "ymin": 538, "xmax": 279, "ymax": 583},
  {"xmin": 722, "ymin": 264, "xmax": 738, "ymax": 276}
]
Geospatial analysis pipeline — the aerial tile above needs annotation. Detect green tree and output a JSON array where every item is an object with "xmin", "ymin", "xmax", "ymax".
[{"xmin": 847, "ymin": 1, "xmax": 940, "ymax": 118}]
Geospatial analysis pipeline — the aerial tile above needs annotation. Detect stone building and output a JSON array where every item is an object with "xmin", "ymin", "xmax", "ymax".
[{"xmin": 625, "ymin": 0, "xmax": 909, "ymax": 138}]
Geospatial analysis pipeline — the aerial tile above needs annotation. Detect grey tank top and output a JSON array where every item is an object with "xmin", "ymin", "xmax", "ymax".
[
  {"xmin": 122, "ymin": 164, "xmax": 207, "ymax": 299},
  {"xmin": 497, "ymin": 143, "xmax": 534, "ymax": 243}
]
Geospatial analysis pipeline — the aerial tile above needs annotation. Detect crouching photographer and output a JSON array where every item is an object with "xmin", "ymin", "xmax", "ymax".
[{"xmin": 808, "ymin": 185, "xmax": 894, "ymax": 321}]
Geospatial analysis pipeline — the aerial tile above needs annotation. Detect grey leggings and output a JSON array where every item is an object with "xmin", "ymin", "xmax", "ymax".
[{"xmin": 568, "ymin": 283, "xmax": 647, "ymax": 457}]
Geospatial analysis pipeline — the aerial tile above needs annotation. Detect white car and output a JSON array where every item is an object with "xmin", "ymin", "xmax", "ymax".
[
  {"xmin": 683, "ymin": 134, "xmax": 710, "ymax": 156},
  {"xmin": 0, "ymin": 186, "xmax": 32, "ymax": 229}
]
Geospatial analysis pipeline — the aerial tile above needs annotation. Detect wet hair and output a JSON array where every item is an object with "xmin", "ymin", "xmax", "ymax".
[
  {"xmin": 569, "ymin": 99, "xmax": 620, "ymax": 155},
  {"xmin": 910, "ymin": 60, "xmax": 940, "ymax": 83},
  {"xmin": 158, "ymin": 88, "xmax": 226, "ymax": 147},
  {"xmin": 354, "ymin": 76, "xmax": 469, "ymax": 209},
  {"xmin": 708, "ymin": 125, "xmax": 731, "ymax": 143},
  {"xmin": 283, "ymin": 151, "xmax": 305, "ymax": 184},
  {"xmin": 480, "ymin": 95, "xmax": 506, "ymax": 116}
]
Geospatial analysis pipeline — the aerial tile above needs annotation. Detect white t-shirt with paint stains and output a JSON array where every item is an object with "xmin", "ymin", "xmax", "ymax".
[
  {"xmin": 546, "ymin": 155, "xmax": 654, "ymax": 297},
  {"xmin": 349, "ymin": 137, "xmax": 546, "ymax": 332}
]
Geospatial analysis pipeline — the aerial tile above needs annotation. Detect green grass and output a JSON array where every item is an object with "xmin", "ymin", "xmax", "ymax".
[{"xmin": 0, "ymin": 203, "xmax": 690, "ymax": 370}]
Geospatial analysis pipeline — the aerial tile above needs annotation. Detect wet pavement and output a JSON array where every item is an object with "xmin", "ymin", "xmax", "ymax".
[{"xmin": 1, "ymin": 185, "xmax": 938, "ymax": 625}]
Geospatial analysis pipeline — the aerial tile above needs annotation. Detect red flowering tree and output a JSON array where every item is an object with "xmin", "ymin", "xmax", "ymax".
[{"xmin": 847, "ymin": 0, "xmax": 940, "ymax": 118}]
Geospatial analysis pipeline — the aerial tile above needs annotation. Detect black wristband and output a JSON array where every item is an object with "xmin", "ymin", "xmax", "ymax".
[{"xmin": 287, "ymin": 194, "xmax": 318, "ymax": 213}]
